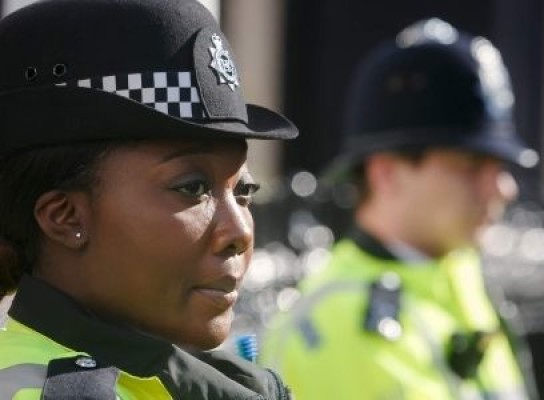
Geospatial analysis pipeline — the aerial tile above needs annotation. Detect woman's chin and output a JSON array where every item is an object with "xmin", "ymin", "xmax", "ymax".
[{"xmin": 172, "ymin": 311, "xmax": 234, "ymax": 350}]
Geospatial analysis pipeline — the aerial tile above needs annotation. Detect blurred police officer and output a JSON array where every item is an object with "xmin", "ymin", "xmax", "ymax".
[{"xmin": 262, "ymin": 18, "xmax": 538, "ymax": 400}]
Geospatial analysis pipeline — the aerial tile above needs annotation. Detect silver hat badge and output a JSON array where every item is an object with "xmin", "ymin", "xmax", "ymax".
[{"xmin": 209, "ymin": 34, "xmax": 239, "ymax": 91}]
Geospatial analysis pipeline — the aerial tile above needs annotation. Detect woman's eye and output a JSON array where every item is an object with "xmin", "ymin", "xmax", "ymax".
[
  {"xmin": 173, "ymin": 180, "xmax": 211, "ymax": 199},
  {"xmin": 235, "ymin": 182, "xmax": 261, "ymax": 205}
]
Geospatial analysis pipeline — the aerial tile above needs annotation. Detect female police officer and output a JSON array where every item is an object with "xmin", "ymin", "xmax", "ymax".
[{"xmin": 0, "ymin": 0, "xmax": 297, "ymax": 398}]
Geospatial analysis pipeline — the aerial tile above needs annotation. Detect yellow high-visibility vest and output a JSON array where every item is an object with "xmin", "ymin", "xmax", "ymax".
[
  {"xmin": 0, "ymin": 318, "xmax": 172, "ymax": 399},
  {"xmin": 261, "ymin": 239, "xmax": 527, "ymax": 400}
]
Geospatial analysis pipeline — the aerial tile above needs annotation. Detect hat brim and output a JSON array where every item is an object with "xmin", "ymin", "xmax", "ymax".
[
  {"xmin": 0, "ymin": 86, "xmax": 298, "ymax": 153},
  {"xmin": 321, "ymin": 126, "xmax": 538, "ymax": 184}
]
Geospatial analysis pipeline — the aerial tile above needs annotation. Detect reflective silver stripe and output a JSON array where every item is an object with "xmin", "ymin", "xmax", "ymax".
[
  {"xmin": 406, "ymin": 296, "xmax": 465, "ymax": 399},
  {"xmin": 484, "ymin": 388, "xmax": 528, "ymax": 400},
  {"xmin": 0, "ymin": 364, "xmax": 47, "ymax": 398}
]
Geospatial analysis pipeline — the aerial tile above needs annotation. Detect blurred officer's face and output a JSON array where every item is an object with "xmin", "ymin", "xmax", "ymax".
[
  {"xmin": 388, "ymin": 149, "xmax": 517, "ymax": 257},
  {"xmin": 69, "ymin": 139, "xmax": 256, "ymax": 349}
]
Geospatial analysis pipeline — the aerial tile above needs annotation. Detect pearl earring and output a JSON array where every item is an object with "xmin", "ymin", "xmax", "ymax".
[{"xmin": 75, "ymin": 232, "xmax": 82, "ymax": 239}]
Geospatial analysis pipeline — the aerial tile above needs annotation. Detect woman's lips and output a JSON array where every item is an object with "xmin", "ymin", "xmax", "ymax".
[
  {"xmin": 192, "ymin": 267, "xmax": 241, "ymax": 310},
  {"xmin": 193, "ymin": 285, "xmax": 239, "ymax": 310},
  {"xmin": 193, "ymin": 274, "xmax": 240, "ymax": 311}
]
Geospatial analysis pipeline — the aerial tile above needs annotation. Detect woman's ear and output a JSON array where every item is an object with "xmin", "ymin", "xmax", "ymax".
[{"xmin": 34, "ymin": 191, "xmax": 89, "ymax": 250}]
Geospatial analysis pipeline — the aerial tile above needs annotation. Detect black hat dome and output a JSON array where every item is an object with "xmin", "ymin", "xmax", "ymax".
[
  {"xmin": 0, "ymin": 0, "xmax": 298, "ymax": 154},
  {"xmin": 324, "ymin": 18, "xmax": 537, "ymax": 182}
]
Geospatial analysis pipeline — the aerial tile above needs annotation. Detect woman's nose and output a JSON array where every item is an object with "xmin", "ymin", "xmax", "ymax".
[{"xmin": 211, "ymin": 195, "xmax": 254, "ymax": 257}]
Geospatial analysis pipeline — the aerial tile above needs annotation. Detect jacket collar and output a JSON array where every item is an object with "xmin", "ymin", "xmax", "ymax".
[
  {"xmin": 9, "ymin": 274, "xmax": 174, "ymax": 376},
  {"xmin": 348, "ymin": 227, "xmax": 398, "ymax": 260}
]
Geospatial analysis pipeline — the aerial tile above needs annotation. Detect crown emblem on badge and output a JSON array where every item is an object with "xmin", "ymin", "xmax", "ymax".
[{"xmin": 209, "ymin": 33, "xmax": 239, "ymax": 91}]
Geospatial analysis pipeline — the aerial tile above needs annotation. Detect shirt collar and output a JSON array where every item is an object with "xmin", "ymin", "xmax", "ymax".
[{"xmin": 385, "ymin": 240, "xmax": 432, "ymax": 264}]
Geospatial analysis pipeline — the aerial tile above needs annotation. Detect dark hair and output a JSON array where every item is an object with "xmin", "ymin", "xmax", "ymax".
[{"xmin": 0, "ymin": 142, "xmax": 113, "ymax": 299}]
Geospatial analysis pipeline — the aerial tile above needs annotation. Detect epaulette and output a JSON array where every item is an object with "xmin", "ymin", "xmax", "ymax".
[{"xmin": 42, "ymin": 355, "xmax": 119, "ymax": 399}]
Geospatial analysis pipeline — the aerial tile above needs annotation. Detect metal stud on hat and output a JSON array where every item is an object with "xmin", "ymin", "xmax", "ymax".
[{"xmin": 75, "ymin": 356, "xmax": 97, "ymax": 369}]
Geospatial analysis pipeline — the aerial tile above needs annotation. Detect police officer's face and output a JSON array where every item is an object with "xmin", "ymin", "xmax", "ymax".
[
  {"xmin": 394, "ymin": 149, "xmax": 517, "ymax": 256},
  {"xmin": 77, "ymin": 139, "xmax": 255, "ymax": 349}
]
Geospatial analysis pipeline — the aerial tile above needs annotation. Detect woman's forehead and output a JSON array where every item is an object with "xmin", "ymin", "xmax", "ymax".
[
  {"xmin": 158, "ymin": 138, "xmax": 248, "ymax": 161},
  {"xmin": 96, "ymin": 138, "xmax": 248, "ymax": 171},
  {"xmin": 104, "ymin": 138, "xmax": 247, "ymax": 161}
]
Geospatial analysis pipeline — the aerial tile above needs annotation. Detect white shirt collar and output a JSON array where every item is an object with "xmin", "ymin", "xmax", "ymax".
[{"xmin": 385, "ymin": 240, "xmax": 432, "ymax": 264}]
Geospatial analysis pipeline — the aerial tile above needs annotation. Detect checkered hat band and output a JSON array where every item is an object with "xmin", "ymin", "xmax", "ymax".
[{"xmin": 57, "ymin": 71, "xmax": 204, "ymax": 119}]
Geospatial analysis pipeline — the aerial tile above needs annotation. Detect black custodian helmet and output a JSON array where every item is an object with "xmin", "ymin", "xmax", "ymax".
[
  {"xmin": 0, "ymin": 0, "xmax": 298, "ymax": 154},
  {"xmin": 324, "ymin": 18, "xmax": 538, "ymax": 181}
]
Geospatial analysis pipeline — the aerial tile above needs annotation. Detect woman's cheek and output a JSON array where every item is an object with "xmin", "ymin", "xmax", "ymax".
[{"xmin": 174, "ymin": 202, "xmax": 215, "ymax": 238}]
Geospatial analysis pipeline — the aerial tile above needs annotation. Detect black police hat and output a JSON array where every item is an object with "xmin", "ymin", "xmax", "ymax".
[
  {"xmin": 0, "ymin": 0, "xmax": 298, "ymax": 154},
  {"xmin": 324, "ymin": 18, "xmax": 538, "ymax": 182}
]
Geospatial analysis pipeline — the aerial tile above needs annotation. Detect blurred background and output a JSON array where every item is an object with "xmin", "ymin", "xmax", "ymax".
[{"xmin": 1, "ymin": 0, "xmax": 544, "ymax": 396}]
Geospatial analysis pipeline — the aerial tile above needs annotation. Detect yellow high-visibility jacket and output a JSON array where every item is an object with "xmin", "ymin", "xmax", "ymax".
[{"xmin": 262, "ymin": 234, "xmax": 528, "ymax": 400}]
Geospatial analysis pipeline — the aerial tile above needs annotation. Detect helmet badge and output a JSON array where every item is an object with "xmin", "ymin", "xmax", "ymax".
[{"xmin": 209, "ymin": 33, "xmax": 239, "ymax": 91}]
